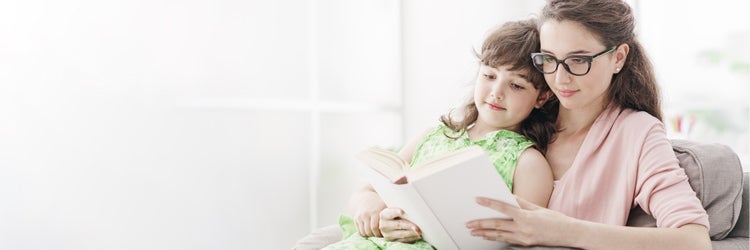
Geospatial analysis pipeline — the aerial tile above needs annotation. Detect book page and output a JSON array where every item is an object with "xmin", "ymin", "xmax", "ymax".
[
  {"xmin": 356, "ymin": 148, "xmax": 409, "ymax": 183},
  {"xmin": 410, "ymin": 150, "xmax": 516, "ymax": 249},
  {"xmin": 363, "ymin": 166, "xmax": 457, "ymax": 250},
  {"xmin": 407, "ymin": 146, "xmax": 484, "ymax": 181}
]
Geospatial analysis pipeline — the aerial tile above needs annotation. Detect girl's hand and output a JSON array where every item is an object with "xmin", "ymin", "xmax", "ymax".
[
  {"xmin": 351, "ymin": 196, "xmax": 387, "ymax": 237},
  {"xmin": 379, "ymin": 207, "xmax": 422, "ymax": 243},
  {"xmin": 466, "ymin": 196, "xmax": 577, "ymax": 247}
]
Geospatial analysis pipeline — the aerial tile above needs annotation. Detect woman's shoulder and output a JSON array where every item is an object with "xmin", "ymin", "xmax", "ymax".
[
  {"xmin": 617, "ymin": 108, "xmax": 662, "ymax": 125},
  {"xmin": 608, "ymin": 107, "xmax": 667, "ymax": 141}
]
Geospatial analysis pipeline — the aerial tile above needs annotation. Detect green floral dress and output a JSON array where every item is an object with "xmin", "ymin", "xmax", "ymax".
[{"xmin": 323, "ymin": 124, "xmax": 534, "ymax": 250}]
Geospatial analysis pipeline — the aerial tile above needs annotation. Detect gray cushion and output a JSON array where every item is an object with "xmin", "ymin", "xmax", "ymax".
[
  {"xmin": 712, "ymin": 173, "xmax": 749, "ymax": 250},
  {"xmin": 628, "ymin": 140, "xmax": 745, "ymax": 241},
  {"xmin": 672, "ymin": 139, "xmax": 744, "ymax": 240}
]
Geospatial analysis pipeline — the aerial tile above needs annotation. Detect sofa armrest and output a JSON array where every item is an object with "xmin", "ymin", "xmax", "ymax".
[
  {"xmin": 712, "ymin": 172, "xmax": 749, "ymax": 250},
  {"xmin": 293, "ymin": 225, "xmax": 342, "ymax": 250}
]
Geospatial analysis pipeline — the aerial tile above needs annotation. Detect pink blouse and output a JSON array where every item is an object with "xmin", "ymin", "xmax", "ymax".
[{"xmin": 548, "ymin": 104, "xmax": 710, "ymax": 229}]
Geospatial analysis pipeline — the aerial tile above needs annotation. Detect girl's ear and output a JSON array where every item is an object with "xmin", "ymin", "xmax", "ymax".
[{"xmin": 535, "ymin": 91, "xmax": 553, "ymax": 108}]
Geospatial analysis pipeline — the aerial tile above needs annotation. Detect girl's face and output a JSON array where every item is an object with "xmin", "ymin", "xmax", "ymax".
[
  {"xmin": 539, "ymin": 20, "xmax": 622, "ymax": 110},
  {"xmin": 473, "ymin": 65, "xmax": 548, "ymax": 132}
]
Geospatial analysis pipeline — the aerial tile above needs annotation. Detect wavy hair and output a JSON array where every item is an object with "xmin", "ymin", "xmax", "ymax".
[
  {"xmin": 440, "ymin": 18, "xmax": 557, "ymax": 153},
  {"xmin": 540, "ymin": 0, "xmax": 663, "ymax": 120}
]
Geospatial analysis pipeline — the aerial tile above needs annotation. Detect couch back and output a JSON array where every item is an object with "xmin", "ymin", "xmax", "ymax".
[{"xmin": 626, "ymin": 140, "xmax": 746, "ymax": 241}]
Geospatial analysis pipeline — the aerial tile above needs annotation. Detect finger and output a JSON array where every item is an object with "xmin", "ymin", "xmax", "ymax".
[
  {"xmin": 514, "ymin": 195, "xmax": 542, "ymax": 210},
  {"xmin": 380, "ymin": 207, "xmax": 404, "ymax": 220},
  {"xmin": 476, "ymin": 196, "xmax": 522, "ymax": 218},
  {"xmin": 400, "ymin": 219, "xmax": 420, "ymax": 235},
  {"xmin": 379, "ymin": 218, "xmax": 402, "ymax": 232},
  {"xmin": 481, "ymin": 230, "xmax": 528, "ymax": 246},
  {"xmin": 393, "ymin": 234, "xmax": 422, "ymax": 243},
  {"xmin": 370, "ymin": 215, "xmax": 382, "ymax": 237},
  {"xmin": 361, "ymin": 218, "xmax": 373, "ymax": 237},
  {"xmin": 355, "ymin": 218, "xmax": 366, "ymax": 236},
  {"xmin": 475, "ymin": 229, "xmax": 520, "ymax": 245},
  {"xmin": 383, "ymin": 229, "xmax": 420, "ymax": 242},
  {"xmin": 466, "ymin": 218, "xmax": 515, "ymax": 231},
  {"xmin": 472, "ymin": 228, "xmax": 505, "ymax": 240}
]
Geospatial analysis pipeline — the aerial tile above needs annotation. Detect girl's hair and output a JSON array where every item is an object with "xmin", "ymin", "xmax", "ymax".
[
  {"xmin": 540, "ymin": 0, "xmax": 663, "ymax": 120},
  {"xmin": 440, "ymin": 18, "xmax": 557, "ymax": 153}
]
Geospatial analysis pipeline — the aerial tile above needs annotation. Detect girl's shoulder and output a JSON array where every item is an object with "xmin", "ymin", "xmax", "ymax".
[{"xmin": 490, "ymin": 129, "xmax": 534, "ymax": 148}]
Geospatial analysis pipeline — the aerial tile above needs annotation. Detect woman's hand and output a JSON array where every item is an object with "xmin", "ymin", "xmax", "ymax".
[
  {"xmin": 466, "ymin": 196, "xmax": 578, "ymax": 247},
  {"xmin": 379, "ymin": 207, "xmax": 422, "ymax": 243}
]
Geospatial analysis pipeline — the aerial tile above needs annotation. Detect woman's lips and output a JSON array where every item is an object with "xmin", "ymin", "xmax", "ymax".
[{"xmin": 557, "ymin": 89, "xmax": 578, "ymax": 97}]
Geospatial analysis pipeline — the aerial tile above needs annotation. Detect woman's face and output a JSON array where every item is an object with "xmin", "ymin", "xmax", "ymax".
[{"xmin": 539, "ymin": 20, "xmax": 620, "ymax": 110}]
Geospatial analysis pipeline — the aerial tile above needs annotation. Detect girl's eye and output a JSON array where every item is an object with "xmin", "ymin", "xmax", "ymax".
[
  {"xmin": 511, "ymin": 83, "xmax": 526, "ymax": 90},
  {"xmin": 483, "ymin": 74, "xmax": 496, "ymax": 80}
]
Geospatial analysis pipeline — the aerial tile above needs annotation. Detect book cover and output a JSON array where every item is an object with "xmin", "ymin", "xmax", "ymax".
[{"xmin": 356, "ymin": 145, "xmax": 517, "ymax": 250}]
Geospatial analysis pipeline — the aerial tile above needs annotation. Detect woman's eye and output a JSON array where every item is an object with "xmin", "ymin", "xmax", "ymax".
[
  {"xmin": 567, "ymin": 57, "xmax": 588, "ymax": 65},
  {"xmin": 542, "ymin": 56, "xmax": 556, "ymax": 63},
  {"xmin": 511, "ymin": 83, "xmax": 525, "ymax": 90},
  {"xmin": 483, "ymin": 74, "xmax": 496, "ymax": 80}
]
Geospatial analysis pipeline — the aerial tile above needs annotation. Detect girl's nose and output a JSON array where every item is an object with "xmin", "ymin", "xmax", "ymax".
[{"xmin": 491, "ymin": 82, "xmax": 505, "ymax": 99}]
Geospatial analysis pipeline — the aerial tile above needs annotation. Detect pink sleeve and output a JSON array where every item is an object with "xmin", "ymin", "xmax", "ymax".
[{"xmin": 633, "ymin": 123, "xmax": 710, "ymax": 229}]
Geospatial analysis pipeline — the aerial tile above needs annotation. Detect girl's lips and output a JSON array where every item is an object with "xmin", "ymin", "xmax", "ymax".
[
  {"xmin": 558, "ymin": 89, "xmax": 578, "ymax": 97},
  {"xmin": 487, "ymin": 102, "xmax": 505, "ymax": 110}
]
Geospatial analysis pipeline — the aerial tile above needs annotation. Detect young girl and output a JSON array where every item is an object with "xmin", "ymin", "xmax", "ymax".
[
  {"xmin": 467, "ymin": 0, "xmax": 711, "ymax": 249},
  {"xmin": 323, "ymin": 18, "xmax": 556, "ymax": 249}
]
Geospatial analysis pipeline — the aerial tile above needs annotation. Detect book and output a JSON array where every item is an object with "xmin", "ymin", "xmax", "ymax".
[{"xmin": 356, "ymin": 145, "xmax": 518, "ymax": 250}]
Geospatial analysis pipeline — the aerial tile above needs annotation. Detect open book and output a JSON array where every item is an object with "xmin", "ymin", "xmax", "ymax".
[{"xmin": 356, "ymin": 145, "xmax": 518, "ymax": 250}]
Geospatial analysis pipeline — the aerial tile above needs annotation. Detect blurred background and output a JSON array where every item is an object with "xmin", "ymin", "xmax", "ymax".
[{"xmin": 1, "ymin": 0, "xmax": 747, "ymax": 249}]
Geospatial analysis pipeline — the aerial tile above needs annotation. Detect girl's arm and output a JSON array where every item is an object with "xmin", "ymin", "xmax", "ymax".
[
  {"xmin": 467, "ymin": 197, "xmax": 710, "ymax": 250},
  {"xmin": 511, "ymin": 148, "xmax": 553, "ymax": 207},
  {"xmin": 347, "ymin": 183, "xmax": 386, "ymax": 237},
  {"xmin": 347, "ymin": 128, "xmax": 434, "ymax": 239}
]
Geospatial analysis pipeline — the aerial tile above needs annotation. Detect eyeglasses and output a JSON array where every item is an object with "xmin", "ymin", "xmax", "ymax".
[{"xmin": 530, "ymin": 46, "xmax": 616, "ymax": 76}]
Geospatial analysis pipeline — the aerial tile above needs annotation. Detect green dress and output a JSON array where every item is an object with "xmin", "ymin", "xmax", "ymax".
[{"xmin": 323, "ymin": 124, "xmax": 534, "ymax": 250}]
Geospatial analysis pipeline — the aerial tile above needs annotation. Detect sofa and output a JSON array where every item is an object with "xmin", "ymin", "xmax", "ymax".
[{"xmin": 294, "ymin": 140, "xmax": 749, "ymax": 249}]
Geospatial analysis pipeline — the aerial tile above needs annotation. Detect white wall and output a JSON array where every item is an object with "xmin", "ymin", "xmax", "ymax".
[
  {"xmin": 638, "ymin": 0, "xmax": 750, "ymax": 169},
  {"xmin": 1, "ymin": 0, "xmax": 314, "ymax": 249},
  {"xmin": 401, "ymin": 0, "xmax": 544, "ymax": 139}
]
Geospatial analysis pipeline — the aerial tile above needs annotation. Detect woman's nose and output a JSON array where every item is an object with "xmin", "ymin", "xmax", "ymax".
[{"xmin": 554, "ymin": 66, "xmax": 572, "ymax": 85}]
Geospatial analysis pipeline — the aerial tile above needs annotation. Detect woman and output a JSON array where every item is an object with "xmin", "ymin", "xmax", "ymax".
[{"xmin": 465, "ymin": 0, "xmax": 712, "ymax": 249}]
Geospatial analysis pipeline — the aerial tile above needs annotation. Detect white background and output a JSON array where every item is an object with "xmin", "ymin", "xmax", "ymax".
[{"xmin": 1, "ymin": 0, "xmax": 747, "ymax": 249}]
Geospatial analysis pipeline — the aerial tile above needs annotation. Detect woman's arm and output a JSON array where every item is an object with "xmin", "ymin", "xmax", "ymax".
[
  {"xmin": 466, "ymin": 197, "xmax": 711, "ymax": 250},
  {"xmin": 572, "ymin": 220, "xmax": 710, "ymax": 250},
  {"xmin": 511, "ymin": 148, "xmax": 553, "ymax": 207}
]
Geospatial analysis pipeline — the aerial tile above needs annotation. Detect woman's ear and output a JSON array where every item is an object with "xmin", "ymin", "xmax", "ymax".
[
  {"xmin": 535, "ymin": 91, "xmax": 553, "ymax": 108},
  {"xmin": 615, "ymin": 43, "xmax": 630, "ymax": 69}
]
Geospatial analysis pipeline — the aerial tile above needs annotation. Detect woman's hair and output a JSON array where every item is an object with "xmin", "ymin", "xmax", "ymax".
[
  {"xmin": 540, "ymin": 0, "xmax": 663, "ymax": 120},
  {"xmin": 440, "ymin": 18, "xmax": 557, "ymax": 153}
]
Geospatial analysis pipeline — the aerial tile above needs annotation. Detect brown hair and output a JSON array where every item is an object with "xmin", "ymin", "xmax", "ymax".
[
  {"xmin": 440, "ymin": 18, "xmax": 557, "ymax": 153},
  {"xmin": 540, "ymin": 0, "xmax": 663, "ymax": 120}
]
